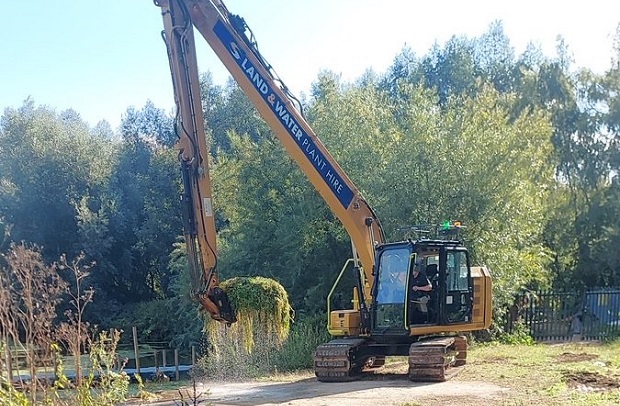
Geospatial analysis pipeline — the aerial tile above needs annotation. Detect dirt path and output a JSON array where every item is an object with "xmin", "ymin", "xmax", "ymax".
[
  {"xmin": 144, "ymin": 367, "xmax": 508, "ymax": 406},
  {"xmin": 201, "ymin": 377, "xmax": 507, "ymax": 406}
]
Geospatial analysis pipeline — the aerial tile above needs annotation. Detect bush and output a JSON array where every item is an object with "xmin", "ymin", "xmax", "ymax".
[
  {"xmin": 273, "ymin": 314, "xmax": 331, "ymax": 371},
  {"xmin": 112, "ymin": 298, "xmax": 202, "ymax": 351},
  {"xmin": 497, "ymin": 321, "xmax": 535, "ymax": 345}
]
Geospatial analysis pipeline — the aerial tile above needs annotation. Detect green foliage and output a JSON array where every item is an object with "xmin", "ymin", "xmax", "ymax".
[
  {"xmin": 51, "ymin": 344, "xmax": 71, "ymax": 392},
  {"xmin": 166, "ymin": 240, "xmax": 204, "ymax": 348},
  {"xmin": 206, "ymin": 78, "xmax": 271, "ymax": 154},
  {"xmin": 497, "ymin": 322, "xmax": 535, "ymax": 345},
  {"xmin": 540, "ymin": 35, "xmax": 620, "ymax": 290},
  {"xmin": 80, "ymin": 329, "xmax": 130, "ymax": 406},
  {"xmin": 200, "ymin": 277, "xmax": 293, "ymax": 379},
  {"xmin": 114, "ymin": 297, "xmax": 201, "ymax": 350},
  {"xmin": 213, "ymin": 132, "xmax": 350, "ymax": 313},
  {"xmin": 120, "ymin": 100, "xmax": 175, "ymax": 146},
  {"xmin": 0, "ymin": 376, "xmax": 30, "ymax": 406},
  {"xmin": 223, "ymin": 277, "xmax": 291, "ymax": 332},
  {"xmin": 1, "ymin": 23, "xmax": 620, "ymax": 346},
  {"xmin": 272, "ymin": 315, "xmax": 331, "ymax": 371},
  {"xmin": 94, "ymin": 137, "xmax": 177, "ymax": 305},
  {"xmin": 0, "ymin": 99, "xmax": 183, "ymax": 326},
  {"xmin": 0, "ymin": 100, "xmax": 115, "ymax": 261},
  {"xmin": 214, "ymin": 276, "xmax": 292, "ymax": 352},
  {"xmin": 132, "ymin": 374, "xmax": 158, "ymax": 402},
  {"xmin": 0, "ymin": 331, "xmax": 129, "ymax": 406},
  {"xmin": 309, "ymin": 72, "xmax": 556, "ymax": 311}
]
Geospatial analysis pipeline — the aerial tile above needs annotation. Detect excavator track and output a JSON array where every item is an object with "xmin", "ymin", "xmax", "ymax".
[
  {"xmin": 314, "ymin": 338, "xmax": 368, "ymax": 382},
  {"xmin": 408, "ymin": 335, "xmax": 467, "ymax": 382}
]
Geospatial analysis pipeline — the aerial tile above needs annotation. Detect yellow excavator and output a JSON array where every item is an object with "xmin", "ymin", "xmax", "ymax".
[{"xmin": 154, "ymin": 0, "xmax": 492, "ymax": 382}]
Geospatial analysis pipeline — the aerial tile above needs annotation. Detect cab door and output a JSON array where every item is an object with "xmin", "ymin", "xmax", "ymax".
[
  {"xmin": 440, "ymin": 248, "xmax": 473, "ymax": 324},
  {"xmin": 372, "ymin": 246, "xmax": 411, "ymax": 334}
]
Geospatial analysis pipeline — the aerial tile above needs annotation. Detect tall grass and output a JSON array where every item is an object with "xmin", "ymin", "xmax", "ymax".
[
  {"xmin": 273, "ymin": 314, "xmax": 331, "ymax": 371},
  {"xmin": 198, "ymin": 314, "xmax": 330, "ymax": 379}
]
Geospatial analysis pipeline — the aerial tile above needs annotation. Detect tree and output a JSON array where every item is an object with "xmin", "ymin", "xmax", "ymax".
[
  {"xmin": 91, "ymin": 119, "xmax": 116, "ymax": 140},
  {"xmin": 213, "ymin": 131, "xmax": 350, "ymax": 313},
  {"xmin": 419, "ymin": 37, "xmax": 477, "ymax": 105},
  {"xmin": 208, "ymin": 78, "xmax": 271, "ymax": 154},
  {"xmin": 0, "ymin": 100, "xmax": 115, "ymax": 262},
  {"xmin": 473, "ymin": 21, "xmax": 516, "ymax": 92},
  {"xmin": 53, "ymin": 100, "xmax": 183, "ymax": 329},
  {"xmin": 311, "ymin": 71, "xmax": 555, "ymax": 309},
  {"xmin": 120, "ymin": 100, "xmax": 175, "ymax": 147},
  {"xmin": 85, "ymin": 126, "xmax": 180, "ymax": 312},
  {"xmin": 548, "ymin": 25, "xmax": 620, "ymax": 288}
]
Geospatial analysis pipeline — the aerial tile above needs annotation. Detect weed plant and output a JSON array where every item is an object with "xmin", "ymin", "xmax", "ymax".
[
  {"xmin": 0, "ymin": 330, "xmax": 130, "ymax": 406},
  {"xmin": 497, "ymin": 321, "xmax": 535, "ymax": 345}
]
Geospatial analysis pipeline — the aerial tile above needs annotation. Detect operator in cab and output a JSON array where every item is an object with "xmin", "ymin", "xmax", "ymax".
[
  {"xmin": 410, "ymin": 259, "xmax": 433, "ymax": 323},
  {"xmin": 411, "ymin": 260, "xmax": 432, "ymax": 294}
]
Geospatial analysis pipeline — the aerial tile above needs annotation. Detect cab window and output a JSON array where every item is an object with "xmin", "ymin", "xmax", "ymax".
[
  {"xmin": 376, "ymin": 248, "xmax": 409, "ymax": 304},
  {"xmin": 447, "ymin": 251, "xmax": 469, "ymax": 291}
]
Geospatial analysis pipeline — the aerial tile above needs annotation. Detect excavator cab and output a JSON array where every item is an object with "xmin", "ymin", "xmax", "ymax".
[{"xmin": 372, "ymin": 239, "xmax": 474, "ymax": 336}]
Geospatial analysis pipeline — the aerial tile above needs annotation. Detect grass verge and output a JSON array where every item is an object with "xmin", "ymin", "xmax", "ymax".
[{"xmin": 456, "ymin": 340, "xmax": 620, "ymax": 405}]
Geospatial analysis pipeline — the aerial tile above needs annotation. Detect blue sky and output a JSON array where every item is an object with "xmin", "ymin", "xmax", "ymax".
[{"xmin": 1, "ymin": 1, "xmax": 619, "ymax": 130}]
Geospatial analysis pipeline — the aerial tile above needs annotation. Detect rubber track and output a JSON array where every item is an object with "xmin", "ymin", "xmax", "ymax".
[
  {"xmin": 314, "ymin": 338, "xmax": 367, "ymax": 382},
  {"xmin": 408, "ymin": 336, "xmax": 467, "ymax": 382}
]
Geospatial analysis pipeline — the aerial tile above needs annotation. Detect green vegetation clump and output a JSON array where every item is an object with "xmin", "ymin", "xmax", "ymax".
[
  {"xmin": 271, "ymin": 314, "xmax": 331, "ymax": 371},
  {"xmin": 217, "ymin": 276, "xmax": 292, "ymax": 352},
  {"xmin": 222, "ymin": 276, "xmax": 292, "ymax": 348},
  {"xmin": 0, "ymin": 376, "xmax": 30, "ymax": 406},
  {"xmin": 201, "ymin": 277, "xmax": 298, "ymax": 379},
  {"xmin": 497, "ymin": 322, "xmax": 535, "ymax": 345}
]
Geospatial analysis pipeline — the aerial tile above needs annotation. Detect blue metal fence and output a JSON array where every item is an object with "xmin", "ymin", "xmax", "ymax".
[{"xmin": 517, "ymin": 289, "xmax": 620, "ymax": 341}]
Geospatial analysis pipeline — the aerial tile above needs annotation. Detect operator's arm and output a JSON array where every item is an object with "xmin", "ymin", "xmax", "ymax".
[{"xmin": 412, "ymin": 276, "xmax": 432, "ymax": 292}]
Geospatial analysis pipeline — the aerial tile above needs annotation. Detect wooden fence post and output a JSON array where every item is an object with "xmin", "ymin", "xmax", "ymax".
[
  {"xmin": 132, "ymin": 326, "xmax": 140, "ymax": 375},
  {"xmin": 162, "ymin": 349, "xmax": 167, "ymax": 368},
  {"xmin": 174, "ymin": 349, "xmax": 179, "ymax": 381},
  {"xmin": 5, "ymin": 344, "xmax": 13, "ymax": 384},
  {"xmin": 192, "ymin": 345, "xmax": 196, "ymax": 366}
]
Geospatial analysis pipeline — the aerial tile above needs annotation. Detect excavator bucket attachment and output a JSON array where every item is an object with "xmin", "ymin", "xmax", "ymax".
[{"xmin": 199, "ymin": 287, "xmax": 237, "ymax": 324}]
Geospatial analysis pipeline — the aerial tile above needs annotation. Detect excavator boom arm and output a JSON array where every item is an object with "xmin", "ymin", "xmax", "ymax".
[
  {"xmin": 156, "ymin": 0, "xmax": 384, "ymax": 300},
  {"xmin": 158, "ymin": 0, "xmax": 235, "ymax": 323}
]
